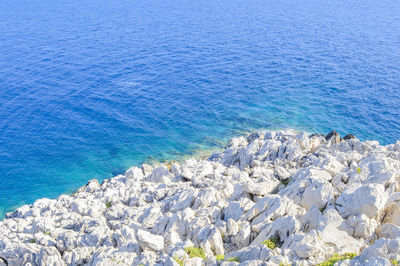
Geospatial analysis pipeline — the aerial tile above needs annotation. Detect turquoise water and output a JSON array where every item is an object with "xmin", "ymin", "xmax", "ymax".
[{"xmin": 0, "ymin": 0, "xmax": 399, "ymax": 218}]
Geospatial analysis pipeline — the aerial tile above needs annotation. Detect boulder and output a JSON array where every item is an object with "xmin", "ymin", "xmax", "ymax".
[
  {"xmin": 136, "ymin": 230, "xmax": 164, "ymax": 251},
  {"xmin": 336, "ymin": 184, "xmax": 387, "ymax": 218}
]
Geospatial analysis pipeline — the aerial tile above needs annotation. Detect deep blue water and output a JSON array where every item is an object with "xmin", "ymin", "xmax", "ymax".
[{"xmin": 0, "ymin": 0, "xmax": 399, "ymax": 218}]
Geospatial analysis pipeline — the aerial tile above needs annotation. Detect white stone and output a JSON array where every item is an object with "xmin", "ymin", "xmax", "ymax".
[
  {"xmin": 244, "ymin": 180, "xmax": 279, "ymax": 196},
  {"xmin": 136, "ymin": 229, "xmax": 164, "ymax": 251},
  {"xmin": 125, "ymin": 166, "xmax": 144, "ymax": 180},
  {"xmin": 300, "ymin": 179, "xmax": 334, "ymax": 210},
  {"xmin": 336, "ymin": 184, "xmax": 387, "ymax": 218}
]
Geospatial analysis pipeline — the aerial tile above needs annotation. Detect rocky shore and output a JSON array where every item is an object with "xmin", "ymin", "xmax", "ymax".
[{"xmin": 1, "ymin": 129, "xmax": 400, "ymax": 266}]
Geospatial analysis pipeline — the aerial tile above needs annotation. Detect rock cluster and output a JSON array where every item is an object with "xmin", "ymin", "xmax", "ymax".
[{"xmin": 1, "ymin": 129, "xmax": 400, "ymax": 266}]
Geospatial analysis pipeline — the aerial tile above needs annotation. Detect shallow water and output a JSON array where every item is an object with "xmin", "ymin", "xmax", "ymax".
[{"xmin": 0, "ymin": 0, "xmax": 399, "ymax": 218}]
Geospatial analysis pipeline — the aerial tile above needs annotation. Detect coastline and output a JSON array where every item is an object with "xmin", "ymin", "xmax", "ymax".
[{"xmin": 1, "ymin": 129, "xmax": 399, "ymax": 265}]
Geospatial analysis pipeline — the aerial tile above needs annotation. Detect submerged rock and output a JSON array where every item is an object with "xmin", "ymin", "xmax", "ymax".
[{"xmin": 1, "ymin": 129, "xmax": 399, "ymax": 265}]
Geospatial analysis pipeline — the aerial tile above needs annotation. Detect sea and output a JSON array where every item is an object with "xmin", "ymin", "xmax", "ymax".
[{"xmin": 0, "ymin": 0, "xmax": 399, "ymax": 218}]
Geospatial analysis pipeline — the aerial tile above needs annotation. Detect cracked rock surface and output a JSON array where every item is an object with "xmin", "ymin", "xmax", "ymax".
[{"xmin": 1, "ymin": 129, "xmax": 400, "ymax": 265}]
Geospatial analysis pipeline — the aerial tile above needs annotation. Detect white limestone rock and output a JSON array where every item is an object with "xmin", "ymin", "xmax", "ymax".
[
  {"xmin": 125, "ymin": 166, "xmax": 144, "ymax": 180},
  {"xmin": 300, "ymin": 205, "xmax": 322, "ymax": 233},
  {"xmin": 336, "ymin": 184, "xmax": 387, "ymax": 218},
  {"xmin": 244, "ymin": 179, "xmax": 279, "ymax": 196},
  {"xmin": 136, "ymin": 229, "xmax": 164, "ymax": 251},
  {"xmin": 376, "ymin": 224, "xmax": 400, "ymax": 239},
  {"xmin": 345, "ymin": 214, "xmax": 378, "ymax": 239},
  {"xmin": 358, "ymin": 238, "xmax": 400, "ymax": 262},
  {"xmin": 300, "ymin": 179, "xmax": 334, "ymax": 210},
  {"xmin": 184, "ymin": 257, "xmax": 205, "ymax": 266},
  {"xmin": 284, "ymin": 231, "xmax": 326, "ymax": 260},
  {"xmin": 224, "ymin": 198, "xmax": 254, "ymax": 222}
]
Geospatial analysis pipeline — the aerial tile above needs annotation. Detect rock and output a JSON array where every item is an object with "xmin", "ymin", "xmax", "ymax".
[
  {"xmin": 336, "ymin": 184, "xmax": 387, "ymax": 218},
  {"xmin": 233, "ymin": 223, "xmax": 252, "ymax": 248},
  {"xmin": 85, "ymin": 179, "xmax": 100, "ymax": 193},
  {"xmin": 343, "ymin": 134, "xmax": 356, "ymax": 140},
  {"xmin": 247, "ymin": 132, "xmax": 261, "ymax": 143},
  {"xmin": 251, "ymin": 215, "xmax": 299, "ymax": 245},
  {"xmin": 244, "ymin": 180, "xmax": 279, "ymax": 196},
  {"xmin": 376, "ymin": 224, "xmax": 400, "ymax": 239},
  {"xmin": 125, "ymin": 166, "xmax": 144, "ymax": 180},
  {"xmin": 224, "ymin": 198, "xmax": 254, "ymax": 222},
  {"xmin": 274, "ymin": 166, "xmax": 291, "ymax": 180},
  {"xmin": 300, "ymin": 179, "xmax": 334, "ymax": 210},
  {"xmin": 285, "ymin": 231, "xmax": 326, "ymax": 260},
  {"xmin": 300, "ymin": 205, "xmax": 322, "ymax": 233},
  {"xmin": 141, "ymin": 164, "xmax": 154, "ymax": 176},
  {"xmin": 148, "ymin": 165, "xmax": 170, "ymax": 183},
  {"xmin": 138, "ymin": 205, "xmax": 162, "ymax": 228},
  {"xmin": 184, "ymin": 257, "xmax": 205, "ymax": 266},
  {"xmin": 325, "ymin": 130, "xmax": 341, "ymax": 144},
  {"xmin": 358, "ymin": 238, "xmax": 400, "ymax": 262},
  {"xmin": 205, "ymin": 228, "xmax": 224, "ymax": 255},
  {"xmin": 225, "ymin": 246, "xmax": 261, "ymax": 262},
  {"xmin": 296, "ymin": 132, "xmax": 310, "ymax": 150},
  {"xmin": 317, "ymin": 224, "xmax": 363, "ymax": 254},
  {"xmin": 227, "ymin": 219, "xmax": 239, "ymax": 236},
  {"xmin": 346, "ymin": 214, "xmax": 377, "ymax": 239},
  {"xmin": 382, "ymin": 194, "xmax": 400, "ymax": 225},
  {"xmin": 136, "ymin": 230, "xmax": 164, "ymax": 251}
]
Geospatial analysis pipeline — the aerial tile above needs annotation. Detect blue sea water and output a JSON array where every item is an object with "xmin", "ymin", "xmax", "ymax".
[{"xmin": 0, "ymin": 0, "xmax": 399, "ymax": 218}]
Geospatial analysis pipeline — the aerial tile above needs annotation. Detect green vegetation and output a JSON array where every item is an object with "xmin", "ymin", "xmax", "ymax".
[
  {"xmin": 279, "ymin": 262, "xmax": 291, "ymax": 266},
  {"xmin": 356, "ymin": 167, "xmax": 361, "ymax": 174},
  {"xmin": 184, "ymin": 246, "xmax": 206, "ymax": 260},
  {"xmin": 392, "ymin": 259, "xmax": 399, "ymax": 266},
  {"xmin": 262, "ymin": 235, "xmax": 280, "ymax": 250},
  {"xmin": 105, "ymin": 201, "xmax": 112, "ymax": 208},
  {"xmin": 110, "ymin": 258, "xmax": 123, "ymax": 264},
  {"xmin": 45, "ymin": 230, "xmax": 51, "ymax": 235},
  {"xmin": 281, "ymin": 178, "xmax": 292, "ymax": 187},
  {"xmin": 173, "ymin": 256, "xmax": 184, "ymax": 266},
  {"xmin": 216, "ymin": 254, "xmax": 224, "ymax": 262},
  {"xmin": 318, "ymin": 253, "xmax": 357, "ymax": 266},
  {"xmin": 319, "ymin": 206, "xmax": 326, "ymax": 213},
  {"xmin": 29, "ymin": 239, "xmax": 36, "ymax": 243},
  {"xmin": 165, "ymin": 160, "xmax": 176, "ymax": 170},
  {"xmin": 226, "ymin": 257, "xmax": 240, "ymax": 262}
]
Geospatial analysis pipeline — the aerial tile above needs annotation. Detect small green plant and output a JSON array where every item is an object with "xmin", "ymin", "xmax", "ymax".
[
  {"xmin": 109, "ymin": 258, "xmax": 123, "ymax": 264},
  {"xmin": 226, "ymin": 257, "xmax": 240, "ymax": 262},
  {"xmin": 279, "ymin": 262, "xmax": 291, "ymax": 266},
  {"xmin": 356, "ymin": 167, "xmax": 361, "ymax": 174},
  {"xmin": 184, "ymin": 246, "xmax": 206, "ymax": 260},
  {"xmin": 319, "ymin": 206, "xmax": 326, "ymax": 213},
  {"xmin": 29, "ymin": 238, "xmax": 36, "ymax": 243},
  {"xmin": 173, "ymin": 256, "xmax": 184, "ymax": 266},
  {"xmin": 165, "ymin": 160, "xmax": 177, "ymax": 170},
  {"xmin": 262, "ymin": 235, "xmax": 280, "ymax": 250},
  {"xmin": 216, "ymin": 254, "xmax": 224, "ymax": 262},
  {"xmin": 392, "ymin": 259, "xmax": 399, "ymax": 266},
  {"xmin": 45, "ymin": 230, "xmax": 51, "ymax": 235},
  {"xmin": 281, "ymin": 178, "xmax": 292, "ymax": 187},
  {"xmin": 318, "ymin": 253, "xmax": 357, "ymax": 266},
  {"xmin": 105, "ymin": 201, "xmax": 112, "ymax": 208}
]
